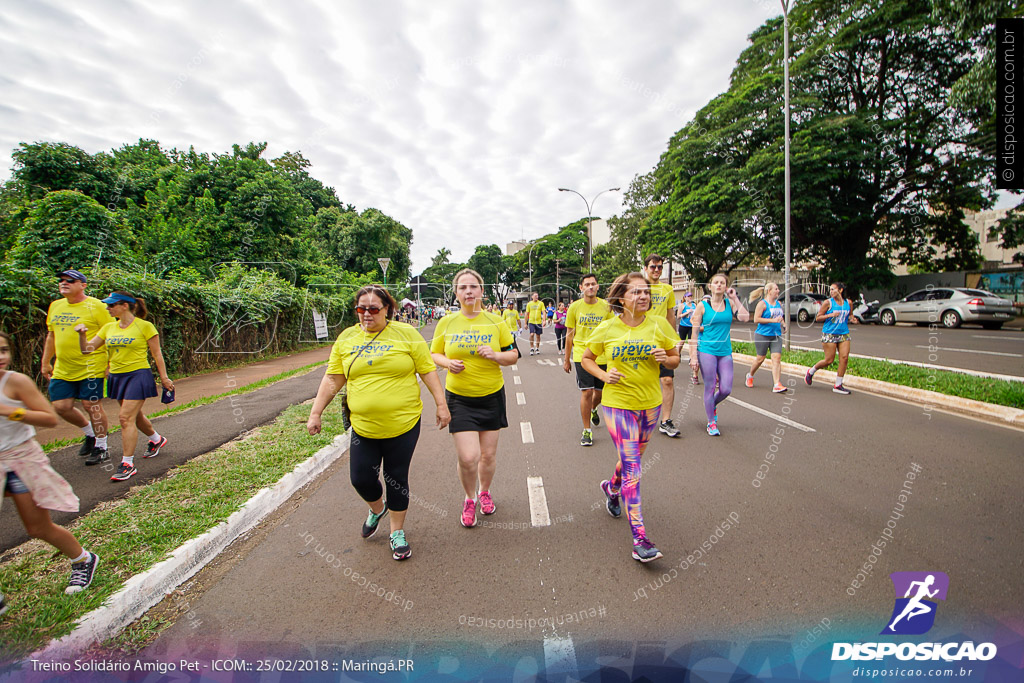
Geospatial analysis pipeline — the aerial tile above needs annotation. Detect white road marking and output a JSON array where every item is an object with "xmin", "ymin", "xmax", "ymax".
[
  {"xmin": 913, "ymin": 345, "xmax": 1022, "ymax": 358},
  {"xmin": 537, "ymin": 358, "xmax": 557, "ymax": 366},
  {"xmin": 527, "ymin": 476, "xmax": 550, "ymax": 526},
  {"xmin": 724, "ymin": 397, "xmax": 816, "ymax": 432},
  {"xmin": 972, "ymin": 335, "xmax": 1024, "ymax": 341},
  {"xmin": 514, "ymin": 375, "xmax": 522, "ymax": 385},
  {"xmin": 517, "ymin": 392, "xmax": 526, "ymax": 405},
  {"xmin": 521, "ymin": 421, "xmax": 535, "ymax": 443},
  {"xmin": 543, "ymin": 635, "xmax": 578, "ymax": 676},
  {"xmin": 511, "ymin": 364, "xmax": 518, "ymax": 371}
]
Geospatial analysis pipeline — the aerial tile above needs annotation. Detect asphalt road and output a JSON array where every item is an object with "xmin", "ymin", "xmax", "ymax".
[
  {"xmin": 141, "ymin": 336, "xmax": 1023, "ymax": 676},
  {"xmin": 731, "ymin": 320, "xmax": 1024, "ymax": 378},
  {"xmin": 0, "ymin": 370, "xmax": 324, "ymax": 551}
]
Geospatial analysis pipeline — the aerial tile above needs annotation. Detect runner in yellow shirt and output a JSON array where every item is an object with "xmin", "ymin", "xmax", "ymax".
[
  {"xmin": 644, "ymin": 254, "xmax": 681, "ymax": 438},
  {"xmin": 583, "ymin": 272, "xmax": 679, "ymax": 563},
  {"xmin": 525, "ymin": 292, "xmax": 545, "ymax": 355},
  {"xmin": 562, "ymin": 273, "xmax": 613, "ymax": 446},
  {"xmin": 42, "ymin": 270, "xmax": 115, "ymax": 465},
  {"xmin": 77, "ymin": 292, "xmax": 174, "ymax": 483},
  {"xmin": 431, "ymin": 269, "xmax": 517, "ymax": 528},
  {"xmin": 501, "ymin": 301, "xmax": 522, "ymax": 334},
  {"xmin": 308, "ymin": 285, "xmax": 449, "ymax": 561}
]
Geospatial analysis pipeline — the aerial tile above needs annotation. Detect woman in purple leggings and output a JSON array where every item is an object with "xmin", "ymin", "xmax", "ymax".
[{"xmin": 688, "ymin": 274, "xmax": 749, "ymax": 436}]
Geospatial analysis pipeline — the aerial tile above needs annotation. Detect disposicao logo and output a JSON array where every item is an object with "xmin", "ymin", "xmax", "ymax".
[{"xmin": 832, "ymin": 571, "xmax": 997, "ymax": 663}]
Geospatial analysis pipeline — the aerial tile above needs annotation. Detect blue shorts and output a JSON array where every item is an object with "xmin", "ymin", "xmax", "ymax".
[
  {"xmin": 107, "ymin": 369, "xmax": 158, "ymax": 401},
  {"xmin": 49, "ymin": 377, "xmax": 105, "ymax": 402},
  {"xmin": 4, "ymin": 471, "xmax": 30, "ymax": 495},
  {"xmin": 528, "ymin": 323, "xmax": 544, "ymax": 335}
]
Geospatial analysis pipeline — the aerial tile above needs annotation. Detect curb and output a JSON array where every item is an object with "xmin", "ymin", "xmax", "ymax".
[
  {"xmin": 733, "ymin": 353, "xmax": 1024, "ymax": 428},
  {"xmin": 27, "ymin": 432, "xmax": 351, "ymax": 662}
]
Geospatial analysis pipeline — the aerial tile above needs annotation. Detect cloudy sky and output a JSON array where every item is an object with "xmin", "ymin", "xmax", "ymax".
[{"xmin": 0, "ymin": 0, "xmax": 782, "ymax": 274}]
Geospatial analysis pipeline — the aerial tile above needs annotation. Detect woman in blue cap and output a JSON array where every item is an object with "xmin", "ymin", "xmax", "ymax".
[{"xmin": 75, "ymin": 291, "xmax": 174, "ymax": 482}]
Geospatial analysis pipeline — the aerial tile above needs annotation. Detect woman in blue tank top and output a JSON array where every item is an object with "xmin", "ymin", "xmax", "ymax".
[
  {"xmin": 745, "ymin": 283, "xmax": 788, "ymax": 393},
  {"xmin": 805, "ymin": 282, "xmax": 858, "ymax": 394},
  {"xmin": 688, "ymin": 274, "xmax": 749, "ymax": 436}
]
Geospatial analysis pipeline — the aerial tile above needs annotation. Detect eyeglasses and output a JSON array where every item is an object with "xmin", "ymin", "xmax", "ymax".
[
  {"xmin": 355, "ymin": 306, "xmax": 383, "ymax": 315},
  {"xmin": 58, "ymin": 278, "xmax": 77, "ymax": 284}
]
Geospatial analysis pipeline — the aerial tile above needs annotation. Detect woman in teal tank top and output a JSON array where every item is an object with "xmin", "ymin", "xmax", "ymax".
[
  {"xmin": 805, "ymin": 282, "xmax": 858, "ymax": 395},
  {"xmin": 688, "ymin": 274, "xmax": 749, "ymax": 436}
]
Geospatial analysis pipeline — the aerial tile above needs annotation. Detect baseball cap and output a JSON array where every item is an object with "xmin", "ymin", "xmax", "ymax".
[{"xmin": 58, "ymin": 269, "xmax": 87, "ymax": 283}]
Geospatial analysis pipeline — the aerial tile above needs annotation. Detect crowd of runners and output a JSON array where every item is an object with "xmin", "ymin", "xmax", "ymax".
[{"xmin": 1, "ymin": 257, "xmax": 860, "ymax": 613}]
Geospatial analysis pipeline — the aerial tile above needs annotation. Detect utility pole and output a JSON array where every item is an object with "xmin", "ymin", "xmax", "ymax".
[{"xmin": 555, "ymin": 258, "xmax": 561, "ymax": 306}]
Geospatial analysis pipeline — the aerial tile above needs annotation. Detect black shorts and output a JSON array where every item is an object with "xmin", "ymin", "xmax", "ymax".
[
  {"xmin": 659, "ymin": 364, "xmax": 675, "ymax": 378},
  {"xmin": 446, "ymin": 388, "xmax": 509, "ymax": 433},
  {"xmin": 574, "ymin": 362, "xmax": 606, "ymax": 391},
  {"xmin": 678, "ymin": 326, "xmax": 693, "ymax": 341}
]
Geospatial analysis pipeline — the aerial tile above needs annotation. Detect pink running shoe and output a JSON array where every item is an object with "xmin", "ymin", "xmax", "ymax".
[
  {"xmin": 479, "ymin": 490, "xmax": 496, "ymax": 515},
  {"xmin": 461, "ymin": 498, "xmax": 477, "ymax": 528}
]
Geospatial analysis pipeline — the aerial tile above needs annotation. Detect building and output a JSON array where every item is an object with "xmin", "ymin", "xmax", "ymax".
[{"xmin": 965, "ymin": 208, "xmax": 1022, "ymax": 270}]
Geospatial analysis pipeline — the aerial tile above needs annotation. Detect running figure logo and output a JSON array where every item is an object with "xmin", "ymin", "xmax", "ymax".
[{"xmin": 881, "ymin": 571, "xmax": 949, "ymax": 635}]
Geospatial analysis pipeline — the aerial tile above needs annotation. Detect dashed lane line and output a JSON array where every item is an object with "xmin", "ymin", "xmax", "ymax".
[{"xmin": 526, "ymin": 475, "xmax": 550, "ymax": 527}]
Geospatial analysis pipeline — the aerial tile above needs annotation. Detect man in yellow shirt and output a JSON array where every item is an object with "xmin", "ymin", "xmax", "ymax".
[
  {"xmin": 562, "ymin": 273, "xmax": 613, "ymax": 446},
  {"xmin": 525, "ymin": 292, "xmax": 545, "ymax": 356},
  {"xmin": 644, "ymin": 254, "xmax": 680, "ymax": 438},
  {"xmin": 501, "ymin": 301, "xmax": 522, "ymax": 334},
  {"xmin": 42, "ymin": 270, "xmax": 114, "ymax": 463}
]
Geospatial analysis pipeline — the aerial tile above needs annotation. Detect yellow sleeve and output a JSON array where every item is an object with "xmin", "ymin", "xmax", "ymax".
[
  {"xmin": 655, "ymin": 317, "xmax": 680, "ymax": 348},
  {"xmin": 46, "ymin": 300, "xmax": 59, "ymax": 331},
  {"xmin": 97, "ymin": 306, "xmax": 117, "ymax": 330},
  {"xmin": 430, "ymin": 316, "xmax": 449, "ymax": 354},
  {"xmin": 141, "ymin": 320, "xmax": 159, "ymax": 340},
  {"xmin": 565, "ymin": 302, "xmax": 578, "ymax": 329},
  {"xmin": 326, "ymin": 330, "xmax": 351, "ymax": 375},
  {"xmin": 666, "ymin": 288, "xmax": 677, "ymax": 311},
  {"xmin": 408, "ymin": 327, "xmax": 436, "ymax": 374},
  {"xmin": 587, "ymin": 323, "xmax": 606, "ymax": 358},
  {"xmin": 96, "ymin": 322, "xmax": 112, "ymax": 340},
  {"xmin": 497, "ymin": 316, "xmax": 514, "ymax": 348}
]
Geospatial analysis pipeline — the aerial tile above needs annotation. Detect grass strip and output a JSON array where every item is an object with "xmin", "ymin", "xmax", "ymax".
[
  {"xmin": 40, "ymin": 360, "xmax": 327, "ymax": 453},
  {"xmin": 732, "ymin": 342, "xmax": 1024, "ymax": 409},
  {"xmin": 0, "ymin": 403, "xmax": 346, "ymax": 663}
]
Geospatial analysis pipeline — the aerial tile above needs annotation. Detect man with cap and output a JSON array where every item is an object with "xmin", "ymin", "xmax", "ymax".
[{"xmin": 41, "ymin": 270, "xmax": 114, "ymax": 465}]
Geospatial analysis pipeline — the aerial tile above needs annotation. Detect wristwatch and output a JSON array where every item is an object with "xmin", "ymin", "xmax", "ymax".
[{"xmin": 7, "ymin": 408, "xmax": 27, "ymax": 422}]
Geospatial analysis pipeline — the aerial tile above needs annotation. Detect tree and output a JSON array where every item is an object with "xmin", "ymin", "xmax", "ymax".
[
  {"xmin": 594, "ymin": 173, "xmax": 651, "ymax": 285},
  {"xmin": 11, "ymin": 142, "xmax": 117, "ymax": 202},
  {"xmin": 431, "ymin": 247, "xmax": 452, "ymax": 267}
]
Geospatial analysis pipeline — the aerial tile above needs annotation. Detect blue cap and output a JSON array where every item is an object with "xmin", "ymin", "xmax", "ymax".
[
  {"xmin": 58, "ymin": 269, "xmax": 87, "ymax": 283},
  {"xmin": 101, "ymin": 292, "xmax": 136, "ymax": 305}
]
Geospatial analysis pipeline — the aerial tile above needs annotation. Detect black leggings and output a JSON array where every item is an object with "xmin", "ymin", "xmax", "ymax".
[
  {"xmin": 555, "ymin": 326, "xmax": 567, "ymax": 351},
  {"xmin": 349, "ymin": 420, "xmax": 420, "ymax": 512}
]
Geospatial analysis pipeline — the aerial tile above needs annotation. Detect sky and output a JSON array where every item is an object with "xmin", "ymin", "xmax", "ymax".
[{"xmin": 0, "ymin": 0, "xmax": 786, "ymax": 274}]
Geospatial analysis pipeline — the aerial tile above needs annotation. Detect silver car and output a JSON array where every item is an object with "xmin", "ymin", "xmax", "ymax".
[
  {"xmin": 787, "ymin": 292, "xmax": 828, "ymax": 322},
  {"xmin": 878, "ymin": 287, "xmax": 1016, "ymax": 329}
]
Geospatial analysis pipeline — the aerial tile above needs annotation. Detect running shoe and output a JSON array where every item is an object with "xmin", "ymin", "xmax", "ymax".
[
  {"xmin": 804, "ymin": 369, "xmax": 813, "ymax": 386},
  {"xmin": 772, "ymin": 383, "xmax": 788, "ymax": 393},
  {"xmin": 745, "ymin": 374, "xmax": 754, "ymax": 388},
  {"xmin": 65, "ymin": 552, "xmax": 99, "ymax": 594},
  {"xmin": 461, "ymin": 498, "xmax": 478, "ymax": 528},
  {"xmin": 110, "ymin": 462, "xmax": 137, "ymax": 482},
  {"xmin": 361, "ymin": 503, "xmax": 389, "ymax": 538},
  {"xmin": 78, "ymin": 435, "xmax": 96, "ymax": 457},
  {"xmin": 833, "ymin": 385, "xmax": 852, "ymax": 395},
  {"xmin": 600, "ymin": 480, "xmax": 621, "ymax": 518},
  {"xmin": 479, "ymin": 490, "xmax": 496, "ymax": 515},
  {"xmin": 143, "ymin": 435, "xmax": 168, "ymax": 458},
  {"xmin": 580, "ymin": 429, "xmax": 593, "ymax": 447},
  {"xmin": 691, "ymin": 374, "xmax": 700, "ymax": 385},
  {"xmin": 590, "ymin": 408, "xmax": 601, "ymax": 426},
  {"xmin": 631, "ymin": 537, "xmax": 663, "ymax": 563},
  {"xmin": 707, "ymin": 421, "xmax": 721, "ymax": 437},
  {"xmin": 390, "ymin": 530, "xmax": 411, "ymax": 561},
  {"xmin": 85, "ymin": 447, "xmax": 109, "ymax": 466},
  {"xmin": 659, "ymin": 419, "xmax": 681, "ymax": 438}
]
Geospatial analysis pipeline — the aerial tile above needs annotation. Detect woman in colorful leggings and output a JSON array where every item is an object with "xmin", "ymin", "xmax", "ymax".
[
  {"xmin": 688, "ymin": 273, "xmax": 749, "ymax": 436},
  {"xmin": 582, "ymin": 272, "xmax": 679, "ymax": 563}
]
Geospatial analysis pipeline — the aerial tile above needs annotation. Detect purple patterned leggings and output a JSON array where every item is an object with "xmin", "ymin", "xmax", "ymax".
[{"xmin": 605, "ymin": 406, "xmax": 661, "ymax": 541}]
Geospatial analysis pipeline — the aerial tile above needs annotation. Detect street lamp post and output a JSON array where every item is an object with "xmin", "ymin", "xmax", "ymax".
[
  {"xmin": 378, "ymin": 257, "xmax": 391, "ymax": 287},
  {"xmin": 528, "ymin": 238, "xmax": 546, "ymax": 292},
  {"xmin": 781, "ymin": 0, "xmax": 792, "ymax": 351},
  {"xmin": 558, "ymin": 187, "xmax": 620, "ymax": 273}
]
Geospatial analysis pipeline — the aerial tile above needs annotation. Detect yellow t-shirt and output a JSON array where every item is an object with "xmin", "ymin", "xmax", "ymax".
[
  {"xmin": 97, "ymin": 318, "xmax": 159, "ymax": 374},
  {"xmin": 566, "ymin": 298, "xmax": 613, "ymax": 363},
  {"xmin": 502, "ymin": 308, "xmax": 520, "ymax": 330},
  {"xmin": 430, "ymin": 311, "xmax": 514, "ymax": 397},
  {"xmin": 649, "ymin": 282, "xmax": 677, "ymax": 319},
  {"xmin": 586, "ymin": 315, "xmax": 679, "ymax": 411},
  {"xmin": 46, "ymin": 297, "xmax": 116, "ymax": 381},
  {"xmin": 526, "ymin": 300, "xmax": 545, "ymax": 325},
  {"xmin": 326, "ymin": 322, "xmax": 435, "ymax": 439}
]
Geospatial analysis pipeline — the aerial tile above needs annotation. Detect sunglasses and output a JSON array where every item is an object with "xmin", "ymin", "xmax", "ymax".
[
  {"xmin": 58, "ymin": 278, "xmax": 78, "ymax": 284},
  {"xmin": 355, "ymin": 306, "xmax": 383, "ymax": 315},
  {"xmin": 648, "ymin": 265, "xmax": 664, "ymax": 270}
]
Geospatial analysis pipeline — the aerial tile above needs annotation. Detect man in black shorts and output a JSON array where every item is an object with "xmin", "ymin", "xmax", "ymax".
[{"xmin": 563, "ymin": 274, "xmax": 613, "ymax": 446}]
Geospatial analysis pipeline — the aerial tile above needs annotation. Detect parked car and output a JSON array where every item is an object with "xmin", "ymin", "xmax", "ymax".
[
  {"xmin": 878, "ymin": 288, "xmax": 1016, "ymax": 329},
  {"xmin": 788, "ymin": 292, "xmax": 828, "ymax": 322}
]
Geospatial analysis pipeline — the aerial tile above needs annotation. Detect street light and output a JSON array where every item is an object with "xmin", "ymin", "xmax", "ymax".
[
  {"xmin": 558, "ymin": 186, "xmax": 620, "ymax": 272},
  {"xmin": 781, "ymin": 0, "xmax": 792, "ymax": 351},
  {"xmin": 528, "ymin": 238, "xmax": 546, "ymax": 291},
  {"xmin": 378, "ymin": 257, "xmax": 391, "ymax": 287}
]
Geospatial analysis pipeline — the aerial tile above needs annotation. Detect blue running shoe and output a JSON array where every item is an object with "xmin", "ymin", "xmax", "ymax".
[
  {"xmin": 707, "ymin": 421, "xmax": 721, "ymax": 436},
  {"xmin": 632, "ymin": 537, "xmax": 663, "ymax": 563}
]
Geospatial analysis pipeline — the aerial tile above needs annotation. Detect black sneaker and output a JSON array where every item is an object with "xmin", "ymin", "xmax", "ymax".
[
  {"xmin": 659, "ymin": 419, "xmax": 681, "ymax": 438},
  {"xmin": 590, "ymin": 408, "xmax": 601, "ymax": 426},
  {"xmin": 65, "ymin": 552, "xmax": 99, "ymax": 594},
  {"xmin": 85, "ymin": 447, "xmax": 109, "ymax": 466},
  {"xmin": 78, "ymin": 435, "xmax": 96, "ymax": 457},
  {"xmin": 110, "ymin": 463, "xmax": 137, "ymax": 482},
  {"xmin": 600, "ymin": 480, "xmax": 621, "ymax": 518},
  {"xmin": 632, "ymin": 537, "xmax": 663, "ymax": 563},
  {"xmin": 580, "ymin": 429, "xmax": 593, "ymax": 447},
  {"xmin": 143, "ymin": 436, "xmax": 168, "ymax": 458},
  {"xmin": 390, "ymin": 530, "xmax": 411, "ymax": 561},
  {"xmin": 361, "ymin": 503, "xmax": 389, "ymax": 538}
]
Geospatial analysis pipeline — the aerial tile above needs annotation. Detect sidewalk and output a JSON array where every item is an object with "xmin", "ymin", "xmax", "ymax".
[{"xmin": 35, "ymin": 345, "xmax": 332, "ymax": 446}]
